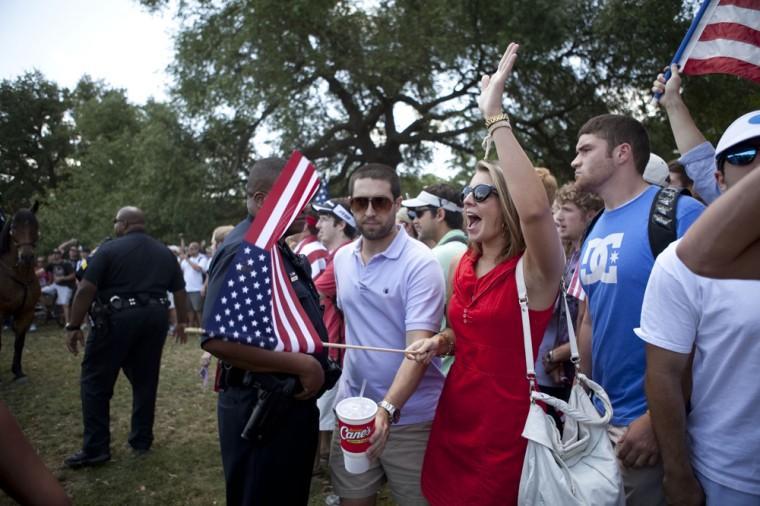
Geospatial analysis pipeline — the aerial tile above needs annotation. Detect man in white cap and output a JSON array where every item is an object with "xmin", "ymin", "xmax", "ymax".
[
  {"xmin": 402, "ymin": 184, "xmax": 466, "ymax": 375},
  {"xmin": 402, "ymin": 184, "xmax": 467, "ymax": 284},
  {"xmin": 639, "ymin": 109, "xmax": 760, "ymax": 506}
]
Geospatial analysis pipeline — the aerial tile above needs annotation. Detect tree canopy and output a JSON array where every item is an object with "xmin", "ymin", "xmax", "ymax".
[
  {"xmin": 142, "ymin": 0, "xmax": 758, "ymax": 192},
  {"xmin": 2, "ymin": 0, "xmax": 759, "ymax": 250}
]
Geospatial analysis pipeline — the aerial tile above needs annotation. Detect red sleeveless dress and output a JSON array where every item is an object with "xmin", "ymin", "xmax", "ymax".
[{"xmin": 421, "ymin": 251, "xmax": 554, "ymax": 506}]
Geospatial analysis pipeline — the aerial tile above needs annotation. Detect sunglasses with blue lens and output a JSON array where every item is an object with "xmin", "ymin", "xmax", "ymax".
[
  {"xmin": 725, "ymin": 145, "xmax": 759, "ymax": 167},
  {"xmin": 461, "ymin": 184, "xmax": 497, "ymax": 203}
]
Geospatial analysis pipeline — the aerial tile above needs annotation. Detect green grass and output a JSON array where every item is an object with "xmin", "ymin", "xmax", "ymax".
[{"xmin": 0, "ymin": 323, "xmax": 379, "ymax": 505}]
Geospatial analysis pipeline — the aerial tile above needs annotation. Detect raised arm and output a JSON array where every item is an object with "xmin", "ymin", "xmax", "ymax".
[
  {"xmin": 677, "ymin": 165, "xmax": 760, "ymax": 279},
  {"xmin": 653, "ymin": 65, "xmax": 706, "ymax": 154},
  {"xmin": 653, "ymin": 65, "xmax": 721, "ymax": 203},
  {"xmin": 479, "ymin": 43, "xmax": 564, "ymax": 309}
]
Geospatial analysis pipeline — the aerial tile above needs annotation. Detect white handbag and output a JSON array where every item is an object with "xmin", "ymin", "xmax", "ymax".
[{"xmin": 515, "ymin": 257, "xmax": 625, "ymax": 506}]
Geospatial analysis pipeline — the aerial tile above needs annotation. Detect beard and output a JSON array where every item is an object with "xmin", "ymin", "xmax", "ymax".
[{"xmin": 357, "ymin": 217, "xmax": 396, "ymax": 240}]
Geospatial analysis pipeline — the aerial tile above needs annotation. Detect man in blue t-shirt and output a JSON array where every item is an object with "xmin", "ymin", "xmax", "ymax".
[{"xmin": 573, "ymin": 114, "xmax": 704, "ymax": 506}]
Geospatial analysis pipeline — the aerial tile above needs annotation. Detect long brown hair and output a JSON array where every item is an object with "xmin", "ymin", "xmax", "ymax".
[{"xmin": 468, "ymin": 160, "xmax": 526, "ymax": 261}]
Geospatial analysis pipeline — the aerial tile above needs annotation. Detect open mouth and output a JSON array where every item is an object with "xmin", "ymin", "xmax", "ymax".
[{"xmin": 465, "ymin": 211, "xmax": 481, "ymax": 233}]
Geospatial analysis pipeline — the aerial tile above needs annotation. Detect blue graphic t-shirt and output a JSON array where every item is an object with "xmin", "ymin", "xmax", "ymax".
[{"xmin": 579, "ymin": 186, "xmax": 703, "ymax": 425}]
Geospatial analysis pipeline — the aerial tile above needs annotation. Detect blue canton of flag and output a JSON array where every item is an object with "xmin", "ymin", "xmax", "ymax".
[
  {"xmin": 206, "ymin": 243, "xmax": 278, "ymax": 348},
  {"xmin": 313, "ymin": 178, "xmax": 330, "ymax": 205}
]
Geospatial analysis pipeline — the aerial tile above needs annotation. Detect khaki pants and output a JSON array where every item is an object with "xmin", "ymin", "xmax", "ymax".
[
  {"xmin": 608, "ymin": 425, "xmax": 666, "ymax": 506},
  {"xmin": 329, "ymin": 421, "xmax": 431, "ymax": 505}
]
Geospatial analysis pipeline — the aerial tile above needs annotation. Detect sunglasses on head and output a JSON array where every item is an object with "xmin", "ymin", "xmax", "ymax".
[
  {"xmin": 461, "ymin": 184, "xmax": 497, "ymax": 203},
  {"xmin": 350, "ymin": 196, "xmax": 393, "ymax": 213},
  {"xmin": 724, "ymin": 144, "xmax": 759, "ymax": 167}
]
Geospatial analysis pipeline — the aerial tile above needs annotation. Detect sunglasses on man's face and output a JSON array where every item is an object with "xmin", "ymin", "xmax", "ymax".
[
  {"xmin": 407, "ymin": 207, "xmax": 435, "ymax": 220},
  {"xmin": 350, "ymin": 196, "xmax": 394, "ymax": 213},
  {"xmin": 724, "ymin": 145, "xmax": 759, "ymax": 167},
  {"xmin": 461, "ymin": 184, "xmax": 497, "ymax": 203}
]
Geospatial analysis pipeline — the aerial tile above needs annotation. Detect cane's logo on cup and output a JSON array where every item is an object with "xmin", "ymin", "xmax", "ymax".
[
  {"xmin": 338, "ymin": 420, "xmax": 375, "ymax": 452},
  {"xmin": 335, "ymin": 396, "xmax": 378, "ymax": 474}
]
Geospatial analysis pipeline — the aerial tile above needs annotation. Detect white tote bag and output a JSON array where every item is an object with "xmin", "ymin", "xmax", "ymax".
[{"xmin": 515, "ymin": 258, "xmax": 624, "ymax": 506}]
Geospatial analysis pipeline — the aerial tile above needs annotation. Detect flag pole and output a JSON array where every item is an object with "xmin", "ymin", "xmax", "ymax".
[
  {"xmin": 652, "ymin": 0, "xmax": 714, "ymax": 103},
  {"xmin": 185, "ymin": 327, "xmax": 416, "ymax": 355}
]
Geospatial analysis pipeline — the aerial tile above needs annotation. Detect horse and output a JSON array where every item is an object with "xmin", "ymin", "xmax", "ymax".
[{"xmin": 0, "ymin": 203, "xmax": 41, "ymax": 382}]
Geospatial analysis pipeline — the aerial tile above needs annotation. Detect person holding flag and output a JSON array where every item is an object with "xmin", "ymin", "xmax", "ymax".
[{"xmin": 200, "ymin": 156, "xmax": 337, "ymax": 506}]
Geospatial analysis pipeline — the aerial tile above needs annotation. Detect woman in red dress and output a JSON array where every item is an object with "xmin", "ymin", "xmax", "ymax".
[{"xmin": 406, "ymin": 42, "xmax": 565, "ymax": 506}]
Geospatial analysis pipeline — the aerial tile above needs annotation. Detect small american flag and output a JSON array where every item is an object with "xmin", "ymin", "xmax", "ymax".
[
  {"xmin": 566, "ymin": 264, "xmax": 586, "ymax": 302},
  {"xmin": 203, "ymin": 151, "xmax": 323, "ymax": 354}
]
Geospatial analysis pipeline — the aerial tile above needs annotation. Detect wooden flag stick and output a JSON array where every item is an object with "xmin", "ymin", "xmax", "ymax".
[{"xmin": 185, "ymin": 328, "xmax": 415, "ymax": 355}]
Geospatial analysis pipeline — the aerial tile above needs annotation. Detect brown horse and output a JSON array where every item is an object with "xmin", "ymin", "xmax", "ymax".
[{"xmin": 0, "ymin": 203, "xmax": 41, "ymax": 382}]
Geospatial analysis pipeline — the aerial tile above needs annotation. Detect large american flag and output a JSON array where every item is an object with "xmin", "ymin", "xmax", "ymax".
[
  {"xmin": 675, "ymin": 0, "xmax": 760, "ymax": 83},
  {"xmin": 203, "ymin": 151, "xmax": 323, "ymax": 354}
]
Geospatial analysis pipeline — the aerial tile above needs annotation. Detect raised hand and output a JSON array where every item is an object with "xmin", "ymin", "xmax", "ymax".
[
  {"xmin": 652, "ymin": 64, "xmax": 683, "ymax": 109},
  {"xmin": 478, "ymin": 42, "xmax": 520, "ymax": 118}
]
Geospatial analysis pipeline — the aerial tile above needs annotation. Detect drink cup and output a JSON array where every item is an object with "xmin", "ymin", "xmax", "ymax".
[{"xmin": 335, "ymin": 396, "xmax": 377, "ymax": 474}]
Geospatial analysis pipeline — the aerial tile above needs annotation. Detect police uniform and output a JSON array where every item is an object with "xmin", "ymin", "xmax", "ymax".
[
  {"xmin": 79, "ymin": 229, "xmax": 184, "ymax": 456},
  {"xmin": 202, "ymin": 216, "xmax": 331, "ymax": 506}
]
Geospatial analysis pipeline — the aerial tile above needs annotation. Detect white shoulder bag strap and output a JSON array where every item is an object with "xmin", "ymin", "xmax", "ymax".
[
  {"xmin": 518, "ymin": 257, "xmax": 613, "ymax": 423},
  {"xmin": 515, "ymin": 256, "xmax": 536, "ymax": 391}
]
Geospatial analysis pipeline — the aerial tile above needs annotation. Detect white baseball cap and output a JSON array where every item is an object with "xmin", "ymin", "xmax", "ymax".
[
  {"xmin": 715, "ymin": 110, "xmax": 760, "ymax": 161},
  {"xmin": 401, "ymin": 191, "xmax": 462, "ymax": 212},
  {"xmin": 643, "ymin": 153, "xmax": 669, "ymax": 186}
]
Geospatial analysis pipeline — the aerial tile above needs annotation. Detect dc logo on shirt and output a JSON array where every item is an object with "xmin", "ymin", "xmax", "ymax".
[{"xmin": 580, "ymin": 233, "xmax": 624, "ymax": 285}]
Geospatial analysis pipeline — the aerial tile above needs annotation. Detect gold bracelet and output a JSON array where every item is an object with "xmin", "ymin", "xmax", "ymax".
[
  {"xmin": 488, "ymin": 119, "xmax": 512, "ymax": 134},
  {"xmin": 485, "ymin": 112, "xmax": 510, "ymax": 128}
]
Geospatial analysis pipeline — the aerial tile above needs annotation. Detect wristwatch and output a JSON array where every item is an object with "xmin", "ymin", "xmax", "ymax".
[
  {"xmin": 65, "ymin": 323, "xmax": 81, "ymax": 331},
  {"xmin": 378, "ymin": 400, "xmax": 401, "ymax": 424}
]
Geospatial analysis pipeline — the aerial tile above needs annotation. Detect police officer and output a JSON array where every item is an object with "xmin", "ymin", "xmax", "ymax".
[
  {"xmin": 63, "ymin": 206, "xmax": 188, "ymax": 468},
  {"xmin": 201, "ymin": 158, "xmax": 333, "ymax": 505}
]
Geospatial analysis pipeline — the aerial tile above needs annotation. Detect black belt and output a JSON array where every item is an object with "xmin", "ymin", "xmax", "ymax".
[{"xmin": 108, "ymin": 295, "xmax": 168, "ymax": 311}]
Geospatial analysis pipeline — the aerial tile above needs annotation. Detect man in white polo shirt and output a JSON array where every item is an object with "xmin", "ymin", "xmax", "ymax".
[
  {"xmin": 330, "ymin": 163, "xmax": 445, "ymax": 505},
  {"xmin": 638, "ymin": 111, "xmax": 760, "ymax": 506}
]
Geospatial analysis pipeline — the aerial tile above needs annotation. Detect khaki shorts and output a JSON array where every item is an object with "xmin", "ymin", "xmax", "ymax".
[{"xmin": 329, "ymin": 420, "xmax": 431, "ymax": 505}]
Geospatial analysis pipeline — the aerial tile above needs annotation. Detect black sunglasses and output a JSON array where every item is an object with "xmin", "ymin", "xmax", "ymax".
[
  {"xmin": 461, "ymin": 184, "xmax": 497, "ymax": 203},
  {"xmin": 724, "ymin": 144, "xmax": 759, "ymax": 167},
  {"xmin": 350, "ymin": 196, "xmax": 393, "ymax": 213},
  {"xmin": 407, "ymin": 207, "xmax": 435, "ymax": 220}
]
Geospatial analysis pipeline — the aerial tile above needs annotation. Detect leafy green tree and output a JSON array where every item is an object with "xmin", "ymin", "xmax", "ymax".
[
  {"xmin": 36, "ymin": 79, "xmax": 240, "ymax": 251},
  {"xmin": 144, "ymin": 0, "xmax": 757, "ymax": 190},
  {"xmin": 0, "ymin": 71, "xmax": 73, "ymax": 211}
]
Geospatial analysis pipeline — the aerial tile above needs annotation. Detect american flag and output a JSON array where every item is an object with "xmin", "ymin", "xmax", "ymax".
[
  {"xmin": 313, "ymin": 177, "xmax": 330, "ymax": 205},
  {"xmin": 566, "ymin": 264, "xmax": 586, "ymax": 302},
  {"xmin": 203, "ymin": 151, "xmax": 323, "ymax": 354},
  {"xmin": 675, "ymin": 0, "xmax": 760, "ymax": 83}
]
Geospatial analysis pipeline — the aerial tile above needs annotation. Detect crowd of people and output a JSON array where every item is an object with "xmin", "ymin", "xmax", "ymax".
[{"xmin": 3, "ymin": 43, "xmax": 759, "ymax": 506}]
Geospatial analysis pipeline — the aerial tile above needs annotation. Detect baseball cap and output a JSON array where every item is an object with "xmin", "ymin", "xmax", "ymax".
[
  {"xmin": 401, "ymin": 191, "xmax": 462, "ymax": 212},
  {"xmin": 312, "ymin": 200, "xmax": 357, "ymax": 229},
  {"xmin": 643, "ymin": 153, "xmax": 669, "ymax": 187},
  {"xmin": 715, "ymin": 111, "xmax": 760, "ymax": 161}
]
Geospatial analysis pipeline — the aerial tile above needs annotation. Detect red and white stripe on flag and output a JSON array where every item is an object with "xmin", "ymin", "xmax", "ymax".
[
  {"xmin": 566, "ymin": 264, "xmax": 586, "ymax": 302},
  {"xmin": 678, "ymin": 0, "xmax": 760, "ymax": 83},
  {"xmin": 247, "ymin": 151, "xmax": 323, "ymax": 354}
]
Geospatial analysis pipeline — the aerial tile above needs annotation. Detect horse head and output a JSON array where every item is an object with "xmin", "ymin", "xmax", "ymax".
[{"xmin": 0, "ymin": 204, "xmax": 40, "ymax": 267}]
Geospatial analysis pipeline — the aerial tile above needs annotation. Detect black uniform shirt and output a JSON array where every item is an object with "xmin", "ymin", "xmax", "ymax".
[{"xmin": 83, "ymin": 230, "xmax": 184, "ymax": 300}]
